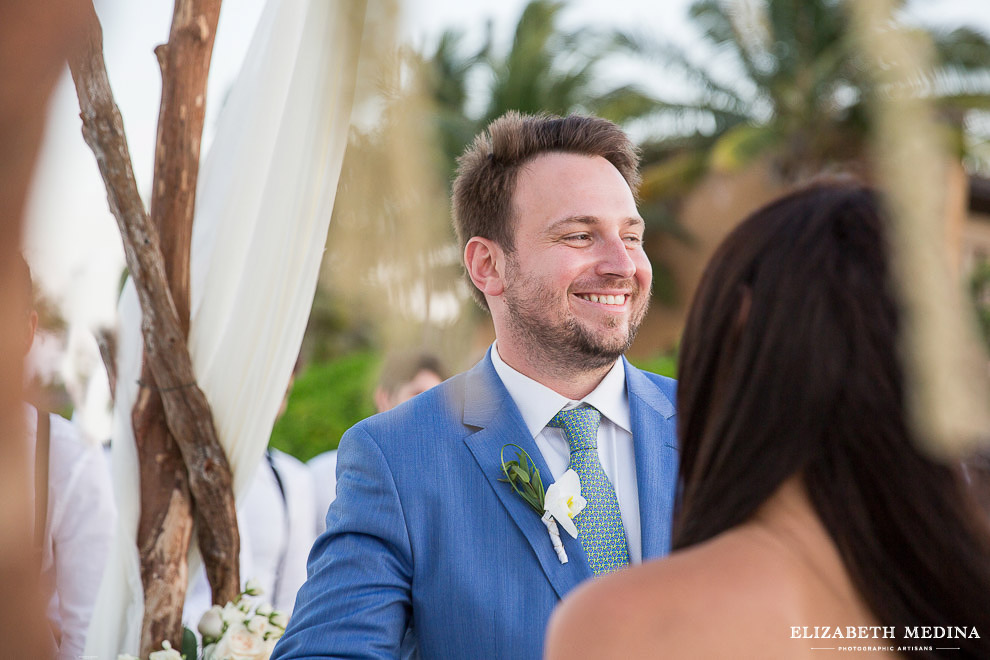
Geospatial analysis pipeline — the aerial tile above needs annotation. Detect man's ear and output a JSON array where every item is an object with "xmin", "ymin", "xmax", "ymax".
[{"xmin": 464, "ymin": 237, "xmax": 505, "ymax": 298}]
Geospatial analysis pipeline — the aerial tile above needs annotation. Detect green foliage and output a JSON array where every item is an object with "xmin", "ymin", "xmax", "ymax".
[
  {"xmin": 499, "ymin": 444, "xmax": 546, "ymax": 515},
  {"xmin": 421, "ymin": 0, "xmax": 663, "ymax": 179},
  {"xmin": 629, "ymin": 350, "xmax": 679, "ymax": 379},
  {"xmin": 269, "ymin": 351, "xmax": 381, "ymax": 462},
  {"xmin": 181, "ymin": 626, "xmax": 197, "ymax": 660},
  {"xmin": 969, "ymin": 257, "xmax": 990, "ymax": 351},
  {"xmin": 624, "ymin": 0, "xmax": 990, "ymax": 196}
]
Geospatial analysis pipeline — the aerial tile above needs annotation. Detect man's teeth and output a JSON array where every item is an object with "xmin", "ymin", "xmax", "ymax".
[{"xmin": 579, "ymin": 294, "xmax": 627, "ymax": 305}]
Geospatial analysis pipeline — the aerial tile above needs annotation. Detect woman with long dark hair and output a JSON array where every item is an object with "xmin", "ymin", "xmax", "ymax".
[{"xmin": 546, "ymin": 181, "xmax": 990, "ymax": 658}]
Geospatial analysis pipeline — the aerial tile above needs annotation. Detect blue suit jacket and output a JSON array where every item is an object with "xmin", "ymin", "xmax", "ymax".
[{"xmin": 273, "ymin": 351, "xmax": 677, "ymax": 659}]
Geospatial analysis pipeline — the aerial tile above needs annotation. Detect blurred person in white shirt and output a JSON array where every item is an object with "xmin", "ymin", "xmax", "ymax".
[{"xmin": 18, "ymin": 253, "xmax": 116, "ymax": 660}]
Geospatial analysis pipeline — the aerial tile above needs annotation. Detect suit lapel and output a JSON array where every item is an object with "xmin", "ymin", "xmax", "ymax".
[
  {"xmin": 462, "ymin": 352, "xmax": 593, "ymax": 599},
  {"xmin": 625, "ymin": 359, "xmax": 679, "ymax": 559}
]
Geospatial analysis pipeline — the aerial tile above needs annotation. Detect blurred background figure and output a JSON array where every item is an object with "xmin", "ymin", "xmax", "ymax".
[
  {"xmin": 309, "ymin": 350, "xmax": 447, "ymax": 534},
  {"xmin": 373, "ymin": 352, "xmax": 448, "ymax": 414},
  {"xmin": 18, "ymin": 253, "xmax": 117, "ymax": 660},
  {"xmin": 0, "ymin": 2, "xmax": 87, "ymax": 656},
  {"xmin": 546, "ymin": 181, "xmax": 990, "ymax": 658}
]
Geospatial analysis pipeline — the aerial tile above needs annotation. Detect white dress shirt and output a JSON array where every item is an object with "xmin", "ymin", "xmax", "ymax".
[
  {"xmin": 26, "ymin": 404, "xmax": 117, "ymax": 660},
  {"xmin": 490, "ymin": 344, "xmax": 643, "ymax": 564}
]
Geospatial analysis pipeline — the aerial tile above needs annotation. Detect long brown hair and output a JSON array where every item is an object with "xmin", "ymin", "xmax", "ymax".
[{"xmin": 675, "ymin": 181, "xmax": 990, "ymax": 657}]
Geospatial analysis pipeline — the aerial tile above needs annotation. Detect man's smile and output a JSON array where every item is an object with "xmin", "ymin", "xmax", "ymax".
[{"xmin": 574, "ymin": 292, "xmax": 630, "ymax": 307}]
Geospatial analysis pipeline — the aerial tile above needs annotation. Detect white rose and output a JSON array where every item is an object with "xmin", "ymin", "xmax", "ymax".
[
  {"xmin": 199, "ymin": 604, "xmax": 225, "ymax": 639},
  {"xmin": 246, "ymin": 614, "xmax": 269, "ymax": 636},
  {"xmin": 255, "ymin": 602, "xmax": 273, "ymax": 617},
  {"xmin": 270, "ymin": 610, "xmax": 289, "ymax": 630},
  {"xmin": 543, "ymin": 469, "xmax": 586, "ymax": 538},
  {"xmin": 244, "ymin": 578, "xmax": 263, "ymax": 596},
  {"xmin": 213, "ymin": 622, "xmax": 266, "ymax": 660},
  {"xmin": 202, "ymin": 642, "xmax": 217, "ymax": 660},
  {"xmin": 222, "ymin": 601, "xmax": 247, "ymax": 626},
  {"xmin": 149, "ymin": 639, "xmax": 183, "ymax": 660}
]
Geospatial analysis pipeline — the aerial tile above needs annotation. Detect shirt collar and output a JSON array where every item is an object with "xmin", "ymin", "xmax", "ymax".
[{"xmin": 490, "ymin": 342, "xmax": 631, "ymax": 437}]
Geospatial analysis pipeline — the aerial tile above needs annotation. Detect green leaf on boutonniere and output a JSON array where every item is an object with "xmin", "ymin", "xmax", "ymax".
[{"xmin": 499, "ymin": 444, "xmax": 545, "ymax": 515}]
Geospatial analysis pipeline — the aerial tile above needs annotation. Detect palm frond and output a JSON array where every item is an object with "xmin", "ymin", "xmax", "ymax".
[{"xmin": 614, "ymin": 29, "xmax": 754, "ymax": 110}]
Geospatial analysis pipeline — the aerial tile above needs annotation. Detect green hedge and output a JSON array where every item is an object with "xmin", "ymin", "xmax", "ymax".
[
  {"xmin": 269, "ymin": 351, "xmax": 381, "ymax": 462},
  {"xmin": 628, "ymin": 351, "xmax": 678, "ymax": 379}
]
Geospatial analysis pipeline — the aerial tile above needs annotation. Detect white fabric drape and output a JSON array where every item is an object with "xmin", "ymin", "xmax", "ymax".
[{"xmin": 86, "ymin": 0, "xmax": 365, "ymax": 655}]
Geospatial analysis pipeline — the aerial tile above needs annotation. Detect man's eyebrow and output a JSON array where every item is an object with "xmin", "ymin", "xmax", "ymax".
[{"xmin": 546, "ymin": 215, "xmax": 646, "ymax": 232}]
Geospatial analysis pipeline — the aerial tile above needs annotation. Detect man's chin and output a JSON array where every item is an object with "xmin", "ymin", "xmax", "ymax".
[{"xmin": 573, "ymin": 326, "xmax": 636, "ymax": 362}]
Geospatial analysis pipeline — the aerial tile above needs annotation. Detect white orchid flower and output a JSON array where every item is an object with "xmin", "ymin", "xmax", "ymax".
[{"xmin": 543, "ymin": 469, "xmax": 586, "ymax": 538}]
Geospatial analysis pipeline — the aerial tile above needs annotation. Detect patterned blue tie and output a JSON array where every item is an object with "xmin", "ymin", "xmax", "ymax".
[{"xmin": 548, "ymin": 405, "xmax": 629, "ymax": 575}]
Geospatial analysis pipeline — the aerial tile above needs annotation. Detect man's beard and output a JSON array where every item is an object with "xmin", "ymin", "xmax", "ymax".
[{"xmin": 502, "ymin": 265, "xmax": 649, "ymax": 375}]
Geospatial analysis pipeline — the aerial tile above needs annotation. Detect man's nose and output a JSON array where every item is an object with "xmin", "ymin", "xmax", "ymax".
[{"xmin": 595, "ymin": 234, "xmax": 637, "ymax": 279}]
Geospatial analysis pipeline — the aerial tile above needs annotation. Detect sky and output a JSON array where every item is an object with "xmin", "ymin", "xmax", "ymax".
[{"xmin": 19, "ymin": 0, "xmax": 990, "ymax": 437}]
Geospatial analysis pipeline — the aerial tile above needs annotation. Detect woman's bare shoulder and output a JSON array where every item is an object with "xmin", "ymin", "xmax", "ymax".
[{"xmin": 545, "ymin": 529, "xmax": 804, "ymax": 660}]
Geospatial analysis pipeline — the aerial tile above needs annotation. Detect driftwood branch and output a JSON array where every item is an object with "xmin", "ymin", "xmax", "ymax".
[
  {"xmin": 151, "ymin": 0, "xmax": 220, "ymax": 333},
  {"xmin": 148, "ymin": 0, "xmax": 235, "ymax": 615},
  {"xmin": 67, "ymin": 0, "xmax": 235, "ymax": 653}
]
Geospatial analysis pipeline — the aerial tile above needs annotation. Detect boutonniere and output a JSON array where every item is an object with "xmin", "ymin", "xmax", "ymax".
[{"xmin": 500, "ymin": 444, "xmax": 586, "ymax": 564}]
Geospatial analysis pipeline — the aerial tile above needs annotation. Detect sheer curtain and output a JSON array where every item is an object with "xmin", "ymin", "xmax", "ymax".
[{"xmin": 86, "ymin": 0, "xmax": 365, "ymax": 654}]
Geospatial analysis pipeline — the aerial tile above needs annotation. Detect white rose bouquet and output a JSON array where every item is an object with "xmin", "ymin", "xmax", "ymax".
[
  {"xmin": 117, "ymin": 579, "xmax": 288, "ymax": 660},
  {"xmin": 200, "ymin": 580, "xmax": 287, "ymax": 660}
]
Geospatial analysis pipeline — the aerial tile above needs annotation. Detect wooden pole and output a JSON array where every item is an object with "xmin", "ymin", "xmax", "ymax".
[{"xmin": 68, "ymin": 0, "xmax": 239, "ymax": 652}]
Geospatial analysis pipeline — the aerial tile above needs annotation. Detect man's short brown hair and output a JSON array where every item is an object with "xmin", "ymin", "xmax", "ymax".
[{"xmin": 451, "ymin": 112, "xmax": 641, "ymax": 309}]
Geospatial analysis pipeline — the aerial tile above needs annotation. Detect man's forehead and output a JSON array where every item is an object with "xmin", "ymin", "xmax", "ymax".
[
  {"xmin": 546, "ymin": 215, "xmax": 646, "ymax": 232},
  {"xmin": 510, "ymin": 154, "xmax": 640, "ymax": 231}
]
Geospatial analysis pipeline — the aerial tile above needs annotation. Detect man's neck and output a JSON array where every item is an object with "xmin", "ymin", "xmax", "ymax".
[{"xmin": 493, "ymin": 342, "xmax": 615, "ymax": 400}]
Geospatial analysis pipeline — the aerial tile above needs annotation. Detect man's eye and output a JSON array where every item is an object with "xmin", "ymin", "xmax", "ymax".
[
  {"xmin": 624, "ymin": 234, "xmax": 644, "ymax": 245},
  {"xmin": 565, "ymin": 233, "xmax": 592, "ymax": 242}
]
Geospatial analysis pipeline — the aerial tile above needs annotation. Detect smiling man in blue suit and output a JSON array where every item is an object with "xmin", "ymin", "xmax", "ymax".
[{"xmin": 273, "ymin": 112, "xmax": 677, "ymax": 659}]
